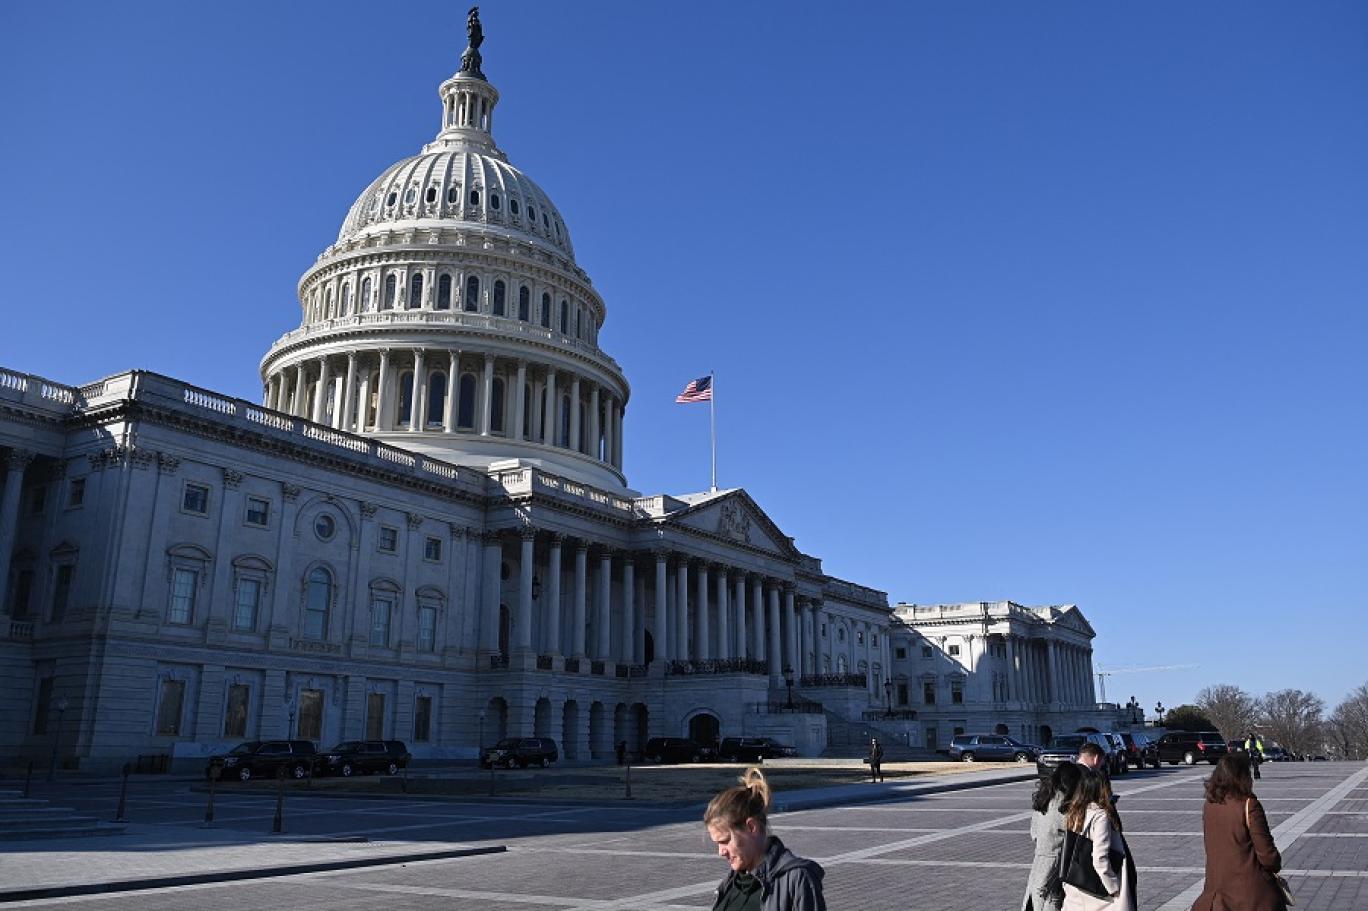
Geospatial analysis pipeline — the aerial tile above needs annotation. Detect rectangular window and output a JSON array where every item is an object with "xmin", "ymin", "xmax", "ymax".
[
  {"xmin": 951, "ymin": 679, "xmax": 964, "ymax": 704},
  {"xmin": 297, "ymin": 688, "xmax": 324, "ymax": 741},
  {"xmin": 417, "ymin": 605, "xmax": 436, "ymax": 653},
  {"xmin": 182, "ymin": 483, "xmax": 210, "ymax": 515},
  {"xmin": 28, "ymin": 485, "xmax": 46, "ymax": 516},
  {"xmin": 923, "ymin": 681, "xmax": 936, "ymax": 705},
  {"xmin": 224, "ymin": 684, "xmax": 250, "ymax": 737},
  {"xmin": 169, "ymin": 568, "xmax": 197, "ymax": 624},
  {"xmin": 33, "ymin": 677, "xmax": 53, "ymax": 735},
  {"xmin": 856, "ymin": 631, "xmax": 864, "ymax": 645},
  {"xmin": 922, "ymin": 645, "xmax": 933, "ymax": 658},
  {"xmin": 233, "ymin": 578, "xmax": 261, "ymax": 631},
  {"xmin": 10, "ymin": 569, "xmax": 34, "ymax": 620},
  {"xmin": 895, "ymin": 646, "xmax": 907, "ymax": 660},
  {"xmin": 156, "ymin": 679, "xmax": 185, "ymax": 735},
  {"xmin": 948, "ymin": 644, "xmax": 961, "ymax": 657},
  {"xmin": 424, "ymin": 536, "xmax": 442, "ymax": 562},
  {"xmin": 366, "ymin": 693, "xmax": 385, "ymax": 740},
  {"xmin": 370, "ymin": 598, "xmax": 392, "ymax": 647},
  {"xmin": 413, "ymin": 695, "xmax": 432, "ymax": 742},
  {"xmin": 51, "ymin": 564, "xmax": 73, "ymax": 621},
  {"xmin": 872, "ymin": 633, "xmax": 879, "ymax": 647},
  {"xmin": 378, "ymin": 526, "xmax": 398, "ymax": 553},
  {"xmin": 897, "ymin": 683, "xmax": 909, "ymax": 706},
  {"xmin": 67, "ymin": 478, "xmax": 86, "ymax": 509},
  {"xmin": 245, "ymin": 497, "xmax": 270, "ymax": 527}
]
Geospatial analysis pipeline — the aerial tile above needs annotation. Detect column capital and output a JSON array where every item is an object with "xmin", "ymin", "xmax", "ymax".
[
  {"xmin": 574, "ymin": 539, "xmax": 590, "ymax": 555},
  {"xmin": 480, "ymin": 530, "xmax": 503, "ymax": 546},
  {"xmin": 547, "ymin": 531, "xmax": 565, "ymax": 547},
  {"xmin": 519, "ymin": 525, "xmax": 537, "ymax": 542}
]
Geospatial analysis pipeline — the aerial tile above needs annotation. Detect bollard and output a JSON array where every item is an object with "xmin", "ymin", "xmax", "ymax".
[
  {"xmin": 624, "ymin": 760, "xmax": 633, "ymax": 800},
  {"xmin": 272, "ymin": 765, "xmax": 286, "ymax": 834},
  {"xmin": 202, "ymin": 762, "xmax": 220, "ymax": 827},
  {"xmin": 23, "ymin": 761, "xmax": 33, "ymax": 799},
  {"xmin": 114, "ymin": 763, "xmax": 130, "ymax": 822}
]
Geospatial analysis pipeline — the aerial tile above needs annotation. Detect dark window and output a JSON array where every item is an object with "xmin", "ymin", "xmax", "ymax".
[
  {"xmin": 464, "ymin": 275, "xmax": 480, "ymax": 312},
  {"xmin": 245, "ymin": 497, "xmax": 269, "ymax": 527},
  {"xmin": 922, "ymin": 645, "xmax": 934, "ymax": 658},
  {"xmin": 951, "ymin": 680, "xmax": 964, "ymax": 704},
  {"xmin": 528, "ymin": 204, "xmax": 537, "ymax": 223},
  {"xmin": 298, "ymin": 688, "xmax": 324, "ymax": 741},
  {"xmin": 233, "ymin": 578, "xmax": 260, "ymax": 631},
  {"xmin": 518, "ymin": 286, "xmax": 530, "ymax": 321},
  {"xmin": 366, "ymin": 693, "xmax": 385, "ymax": 740},
  {"xmin": 403, "ymin": 187, "xmax": 416, "ymax": 205},
  {"xmin": 183, "ymin": 483, "xmax": 209, "ymax": 515},
  {"xmin": 490, "ymin": 193, "xmax": 500, "ymax": 210},
  {"xmin": 491, "ymin": 377, "xmax": 505, "ymax": 433},
  {"xmin": 169, "ymin": 568, "xmax": 197, "ymax": 624},
  {"xmin": 304, "ymin": 568, "xmax": 331, "ymax": 638},
  {"xmin": 378, "ymin": 526, "xmax": 398, "ymax": 554},
  {"xmin": 361, "ymin": 276, "xmax": 372, "ymax": 310},
  {"xmin": 224, "ymin": 684, "xmax": 249, "ymax": 737},
  {"xmin": 418, "ymin": 606, "xmax": 436, "ymax": 653},
  {"xmin": 397, "ymin": 371, "xmax": 414, "ymax": 425},
  {"xmin": 897, "ymin": 683, "xmax": 909, "ymax": 705},
  {"xmin": 509, "ymin": 198, "xmax": 520, "ymax": 215},
  {"xmin": 10, "ymin": 569, "xmax": 34, "ymax": 619},
  {"xmin": 383, "ymin": 274, "xmax": 397, "ymax": 309},
  {"xmin": 314, "ymin": 514, "xmax": 336, "ymax": 541},
  {"xmin": 156, "ymin": 679, "xmax": 185, "ymax": 735},
  {"xmin": 51, "ymin": 563, "xmax": 73, "ymax": 621},
  {"xmin": 437, "ymin": 273, "xmax": 452, "ymax": 309},
  {"xmin": 559, "ymin": 300, "xmax": 569, "ymax": 334},
  {"xmin": 468, "ymin": 189, "xmax": 480, "ymax": 206},
  {"xmin": 408, "ymin": 272, "xmax": 423, "ymax": 309},
  {"xmin": 428, "ymin": 372, "xmax": 446, "ymax": 426},
  {"xmin": 385, "ymin": 191, "xmax": 396, "ymax": 207},
  {"xmin": 67, "ymin": 478, "xmax": 85, "ymax": 508},
  {"xmin": 949, "ymin": 644, "xmax": 960, "ymax": 657},
  {"xmin": 895, "ymin": 647, "xmax": 907, "ymax": 660},
  {"xmin": 414, "ymin": 696, "xmax": 433, "ymax": 741},
  {"xmin": 457, "ymin": 374, "xmax": 476, "ymax": 428},
  {"xmin": 32, "ymin": 677, "xmax": 53, "ymax": 734},
  {"xmin": 424, "ymin": 186, "xmax": 436, "ymax": 203},
  {"xmin": 424, "ymin": 537, "xmax": 442, "ymax": 561},
  {"xmin": 446, "ymin": 185, "xmax": 459, "ymax": 204},
  {"xmin": 370, "ymin": 597, "xmax": 391, "ymax": 647},
  {"xmin": 540, "ymin": 292, "xmax": 551, "ymax": 328},
  {"xmin": 923, "ymin": 681, "xmax": 936, "ymax": 705},
  {"xmin": 493, "ymin": 280, "xmax": 506, "ymax": 316}
]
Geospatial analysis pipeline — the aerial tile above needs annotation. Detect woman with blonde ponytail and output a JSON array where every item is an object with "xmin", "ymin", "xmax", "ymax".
[{"xmin": 704, "ymin": 768, "xmax": 825, "ymax": 911}]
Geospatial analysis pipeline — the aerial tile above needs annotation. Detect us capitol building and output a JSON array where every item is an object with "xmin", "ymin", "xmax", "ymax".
[{"xmin": 0, "ymin": 14, "xmax": 1127, "ymax": 770}]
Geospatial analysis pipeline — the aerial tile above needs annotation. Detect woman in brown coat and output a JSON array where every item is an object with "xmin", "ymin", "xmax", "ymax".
[{"xmin": 1191, "ymin": 752, "xmax": 1286, "ymax": 911}]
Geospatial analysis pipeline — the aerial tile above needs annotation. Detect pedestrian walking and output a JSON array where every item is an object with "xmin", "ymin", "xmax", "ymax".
[
  {"xmin": 1243, "ymin": 731, "xmax": 1266, "ymax": 780},
  {"xmin": 705, "ymin": 767, "xmax": 826, "ymax": 911},
  {"xmin": 1023, "ymin": 762, "xmax": 1083, "ymax": 911},
  {"xmin": 1190, "ymin": 752, "xmax": 1288, "ymax": 911},
  {"xmin": 866, "ymin": 738, "xmax": 885, "ymax": 783},
  {"xmin": 1061, "ymin": 770, "xmax": 1136, "ymax": 911}
]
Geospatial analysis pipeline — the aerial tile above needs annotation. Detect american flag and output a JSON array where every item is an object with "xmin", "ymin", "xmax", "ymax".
[{"xmin": 675, "ymin": 375, "xmax": 713, "ymax": 403}]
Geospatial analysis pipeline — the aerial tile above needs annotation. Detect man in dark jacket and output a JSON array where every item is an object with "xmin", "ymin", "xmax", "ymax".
[
  {"xmin": 867, "ymin": 738, "xmax": 885, "ymax": 783},
  {"xmin": 711, "ymin": 834, "xmax": 826, "ymax": 911}
]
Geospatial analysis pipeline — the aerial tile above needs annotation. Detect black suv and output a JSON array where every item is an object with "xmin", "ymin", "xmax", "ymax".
[
  {"xmin": 318, "ymin": 740, "xmax": 411, "ymax": 777},
  {"xmin": 718, "ymin": 737, "xmax": 797, "ymax": 762},
  {"xmin": 207, "ymin": 740, "xmax": 318, "ymax": 782},
  {"xmin": 480, "ymin": 736, "xmax": 558, "ymax": 769},
  {"xmin": 1156, "ymin": 731, "xmax": 1228, "ymax": 765},
  {"xmin": 643, "ymin": 737, "xmax": 714, "ymax": 764},
  {"xmin": 1035, "ymin": 733, "xmax": 1113, "ymax": 778},
  {"xmin": 1119, "ymin": 732, "xmax": 1159, "ymax": 769},
  {"xmin": 948, "ymin": 734, "xmax": 1038, "ymax": 763}
]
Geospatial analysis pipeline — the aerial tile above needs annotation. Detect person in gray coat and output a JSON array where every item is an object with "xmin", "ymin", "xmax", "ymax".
[
  {"xmin": 1023, "ymin": 762, "xmax": 1083, "ymax": 911},
  {"xmin": 707, "ymin": 767, "xmax": 826, "ymax": 911}
]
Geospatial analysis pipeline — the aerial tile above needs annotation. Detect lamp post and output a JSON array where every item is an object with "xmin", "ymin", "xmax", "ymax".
[
  {"xmin": 883, "ymin": 679, "xmax": 893, "ymax": 719},
  {"xmin": 782, "ymin": 665, "xmax": 794, "ymax": 710},
  {"xmin": 46, "ymin": 696, "xmax": 69, "ymax": 782},
  {"xmin": 1154, "ymin": 701, "xmax": 1166, "ymax": 727}
]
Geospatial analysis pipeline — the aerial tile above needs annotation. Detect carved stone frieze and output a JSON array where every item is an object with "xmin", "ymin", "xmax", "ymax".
[
  {"xmin": 407, "ymin": 511, "xmax": 425, "ymax": 529},
  {"xmin": 281, "ymin": 483, "xmax": 302, "ymax": 501},
  {"xmin": 361, "ymin": 501, "xmax": 379, "ymax": 518},
  {"xmin": 223, "ymin": 469, "xmax": 244, "ymax": 489}
]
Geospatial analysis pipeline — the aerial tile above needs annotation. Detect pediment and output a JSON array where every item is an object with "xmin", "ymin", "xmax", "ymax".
[
  {"xmin": 666, "ymin": 490, "xmax": 798, "ymax": 557},
  {"xmin": 1054, "ymin": 605, "xmax": 1095, "ymax": 637}
]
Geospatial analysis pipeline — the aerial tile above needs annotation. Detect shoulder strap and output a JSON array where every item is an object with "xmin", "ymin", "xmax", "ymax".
[{"xmin": 1244, "ymin": 797, "xmax": 1252, "ymax": 830}]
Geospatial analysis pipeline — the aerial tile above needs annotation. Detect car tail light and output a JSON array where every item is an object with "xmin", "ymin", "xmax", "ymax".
[{"xmin": 1197, "ymin": 742, "xmax": 1206, "ymax": 751}]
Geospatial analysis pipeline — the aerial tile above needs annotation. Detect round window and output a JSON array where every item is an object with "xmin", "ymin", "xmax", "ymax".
[{"xmin": 315, "ymin": 514, "xmax": 336, "ymax": 541}]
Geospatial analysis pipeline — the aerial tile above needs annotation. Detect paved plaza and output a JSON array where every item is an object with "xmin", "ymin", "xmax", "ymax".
[{"xmin": 1, "ymin": 762, "xmax": 1366, "ymax": 909}]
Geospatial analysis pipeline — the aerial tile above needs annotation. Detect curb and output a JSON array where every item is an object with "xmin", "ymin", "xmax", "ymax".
[
  {"xmin": 0, "ymin": 844, "xmax": 506, "ymax": 903},
  {"xmin": 773, "ymin": 771, "xmax": 1039, "ymax": 813}
]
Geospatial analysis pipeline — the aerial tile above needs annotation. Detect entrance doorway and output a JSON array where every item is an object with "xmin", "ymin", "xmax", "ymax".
[{"xmin": 689, "ymin": 712, "xmax": 720, "ymax": 747}]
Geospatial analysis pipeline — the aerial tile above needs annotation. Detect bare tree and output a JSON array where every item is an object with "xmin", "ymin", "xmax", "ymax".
[
  {"xmin": 1257, "ymin": 689, "xmax": 1325, "ymax": 757},
  {"xmin": 1195, "ymin": 684, "xmax": 1259, "ymax": 742},
  {"xmin": 1330, "ymin": 683, "xmax": 1368, "ymax": 761}
]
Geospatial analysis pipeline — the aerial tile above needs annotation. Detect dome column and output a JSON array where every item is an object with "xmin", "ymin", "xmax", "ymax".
[
  {"xmin": 512, "ymin": 360, "xmax": 527, "ymax": 441},
  {"xmin": 612, "ymin": 403, "xmax": 624, "ymax": 469},
  {"xmin": 568, "ymin": 375, "xmax": 581, "ymax": 452},
  {"xmin": 588, "ymin": 385, "xmax": 600, "ymax": 457},
  {"xmin": 479, "ymin": 353, "xmax": 495, "ymax": 435},
  {"xmin": 356, "ymin": 360, "xmax": 373, "ymax": 431},
  {"xmin": 339, "ymin": 352, "xmax": 358, "ymax": 431},
  {"xmin": 620, "ymin": 556, "xmax": 635, "ymax": 664},
  {"xmin": 292, "ymin": 363, "xmax": 307, "ymax": 417},
  {"xmin": 542, "ymin": 368, "xmax": 557, "ymax": 445},
  {"xmin": 375, "ymin": 349, "xmax": 393, "ymax": 430},
  {"xmin": 409, "ymin": 349, "xmax": 426, "ymax": 432},
  {"xmin": 444, "ymin": 351, "xmax": 459, "ymax": 432}
]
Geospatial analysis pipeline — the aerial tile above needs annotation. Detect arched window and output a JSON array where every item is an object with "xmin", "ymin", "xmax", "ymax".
[
  {"xmin": 383, "ymin": 274, "xmax": 397, "ymax": 310},
  {"xmin": 559, "ymin": 394, "xmax": 571, "ymax": 447},
  {"xmin": 436, "ymin": 273, "xmax": 452, "ymax": 310},
  {"xmin": 491, "ymin": 377, "xmax": 505, "ymax": 433},
  {"xmin": 468, "ymin": 188, "xmax": 481, "ymax": 206},
  {"xmin": 559, "ymin": 300, "xmax": 569, "ymax": 334},
  {"xmin": 510, "ymin": 198, "xmax": 520, "ymax": 215},
  {"xmin": 464, "ymin": 275, "xmax": 480, "ymax": 312},
  {"xmin": 492, "ymin": 280, "xmax": 506, "ymax": 316},
  {"xmin": 361, "ymin": 277, "xmax": 372, "ymax": 311},
  {"xmin": 518, "ymin": 286, "xmax": 530, "ymax": 321},
  {"xmin": 397, "ymin": 371, "xmax": 414, "ymax": 425},
  {"xmin": 324, "ymin": 287, "xmax": 334, "ymax": 319},
  {"xmin": 385, "ymin": 191, "xmax": 397, "ymax": 208},
  {"xmin": 540, "ymin": 292, "xmax": 551, "ymax": 328},
  {"xmin": 408, "ymin": 272, "xmax": 423, "ymax": 310},
  {"xmin": 304, "ymin": 567, "xmax": 331, "ymax": 639},
  {"xmin": 341, "ymin": 283, "xmax": 352, "ymax": 315},
  {"xmin": 490, "ymin": 193, "xmax": 501, "ymax": 211},
  {"xmin": 528, "ymin": 204, "xmax": 537, "ymax": 225},
  {"xmin": 446, "ymin": 184, "xmax": 460, "ymax": 204},
  {"xmin": 428, "ymin": 372, "xmax": 446, "ymax": 427},
  {"xmin": 424, "ymin": 186, "xmax": 436, "ymax": 204},
  {"xmin": 457, "ymin": 374, "xmax": 476, "ymax": 428},
  {"xmin": 403, "ymin": 187, "xmax": 416, "ymax": 205}
]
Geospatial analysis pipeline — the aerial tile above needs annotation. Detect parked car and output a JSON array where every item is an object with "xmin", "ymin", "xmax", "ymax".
[
  {"xmin": 318, "ymin": 740, "xmax": 410, "ymax": 776},
  {"xmin": 1262, "ymin": 746, "xmax": 1291, "ymax": 762},
  {"xmin": 1035, "ymin": 732, "xmax": 1114, "ymax": 778},
  {"xmin": 1118, "ymin": 731, "xmax": 1160, "ymax": 769},
  {"xmin": 1101, "ymin": 733, "xmax": 1130, "ymax": 776},
  {"xmin": 643, "ymin": 737, "xmax": 714, "ymax": 764},
  {"xmin": 948, "ymin": 734, "xmax": 1038, "ymax": 764},
  {"xmin": 480, "ymin": 736, "xmax": 559, "ymax": 769},
  {"xmin": 718, "ymin": 737, "xmax": 797, "ymax": 762},
  {"xmin": 206, "ymin": 740, "xmax": 318, "ymax": 782},
  {"xmin": 1155, "ymin": 731, "xmax": 1229, "ymax": 765}
]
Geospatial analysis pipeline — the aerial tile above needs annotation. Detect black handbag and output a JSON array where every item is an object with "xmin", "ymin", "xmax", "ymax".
[{"xmin": 1060, "ymin": 828, "xmax": 1110, "ymax": 900}]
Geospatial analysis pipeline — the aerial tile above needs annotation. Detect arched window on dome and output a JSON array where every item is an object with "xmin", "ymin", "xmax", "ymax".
[
  {"xmin": 523, "ymin": 383, "xmax": 533, "ymax": 438},
  {"xmin": 403, "ymin": 187, "xmax": 416, "ymax": 206},
  {"xmin": 490, "ymin": 193, "xmax": 501, "ymax": 211},
  {"xmin": 528, "ymin": 204, "xmax": 537, "ymax": 225},
  {"xmin": 427, "ymin": 372, "xmax": 446, "ymax": 428},
  {"xmin": 559, "ymin": 300, "xmax": 569, "ymax": 335},
  {"xmin": 518, "ymin": 285, "xmax": 530, "ymax": 322},
  {"xmin": 383, "ymin": 274, "xmax": 397, "ymax": 310},
  {"xmin": 424, "ymin": 186, "xmax": 436, "ymax": 204},
  {"xmin": 361, "ymin": 277, "xmax": 373, "ymax": 312},
  {"xmin": 492, "ymin": 280, "xmax": 506, "ymax": 317},
  {"xmin": 468, "ymin": 189, "xmax": 481, "ymax": 207},
  {"xmin": 436, "ymin": 274, "xmax": 451, "ymax": 310},
  {"xmin": 341, "ymin": 282, "xmax": 352, "ymax": 316},
  {"xmin": 559, "ymin": 395, "xmax": 571, "ymax": 447},
  {"xmin": 446, "ymin": 184, "xmax": 460, "ymax": 205},
  {"xmin": 408, "ymin": 273, "xmax": 423, "ymax": 310},
  {"xmin": 397, "ymin": 371, "xmax": 414, "ymax": 427},
  {"xmin": 385, "ymin": 191, "xmax": 397, "ymax": 209},
  {"xmin": 324, "ymin": 287, "xmax": 334, "ymax": 320},
  {"xmin": 491, "ymin": 377, "xmax": 505, "ymax": 434},
  {"xmin": 457, "ymin": 374, "xmax": 476, "ymax": 429},
  {"xmin": 464, "ymin": 276, "xmax": 480, "ymax": 313},
  {"xmin": 540, "ymin": 292, "xmax": 551, "ymax": 328},
  {"xmin": 510, "ymin": 198, "xmax": 520, "ymax": 216},
  {"xmin": 303, "ymin": 567, "xmax": 332, "ymax": 640}
]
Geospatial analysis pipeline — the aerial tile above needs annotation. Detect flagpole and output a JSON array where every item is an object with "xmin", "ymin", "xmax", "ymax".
[{"xmin": 709, "ymin": 371, "xmax": 717, "ymax": 492}]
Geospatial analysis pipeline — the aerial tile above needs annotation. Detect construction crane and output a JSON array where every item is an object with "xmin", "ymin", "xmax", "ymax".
[{"xmin": 1094, "ymin": 664, "xmax": 1197, "ymax": 703}]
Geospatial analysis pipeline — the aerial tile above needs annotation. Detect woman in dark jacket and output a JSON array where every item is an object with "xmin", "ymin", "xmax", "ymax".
[
  {"xmin": 706, "ymin": 767, "xmax": 826, "ymax": 911},
  {"xmin": 1191, "ymin": 752, "xmax": 1286, "ymax": 911}
]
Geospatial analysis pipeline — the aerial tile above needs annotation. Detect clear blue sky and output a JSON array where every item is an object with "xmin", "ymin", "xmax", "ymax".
[{"xmin": 3, "ymin": 2, "xmax": 1365, "ymax": 714}]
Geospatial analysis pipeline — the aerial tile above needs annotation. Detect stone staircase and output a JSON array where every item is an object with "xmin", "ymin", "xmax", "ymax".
[
  {"xmin": 0, "ymin": 789, "xmax": 127, "ymax": 840},
  {"xmin": 820, "ymin": 710, "xmax": 938, "ymax": 761}
]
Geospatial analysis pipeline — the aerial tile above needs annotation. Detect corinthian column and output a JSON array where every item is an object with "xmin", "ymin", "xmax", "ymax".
[
  {"xmin": 653, "ymin": 552, "xmax": 668, "ymax": 661},
  {"xmin": 515, "ymin": 528, "xmax": 534, "ymax": 652},
  {"xmin": 715, "ymin": 568, "xmax": 730, "ymax": 660},
  {"xmin": 695, "ymin": 562, "xmax": 710, "ymax": 661},
  {"xmin": 767, "ymin": 583, "xmax": 782, "ymax": 684}
]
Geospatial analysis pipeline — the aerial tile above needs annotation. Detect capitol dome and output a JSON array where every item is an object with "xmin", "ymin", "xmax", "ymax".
[{"xmin": 260, "ymin": 24, "xmax": 629, "ymax": 490}]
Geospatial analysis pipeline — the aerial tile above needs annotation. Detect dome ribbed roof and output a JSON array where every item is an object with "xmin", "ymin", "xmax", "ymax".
[{"xmin": 337, "ymin": 149, "xmax": 574, "ymax": 258}]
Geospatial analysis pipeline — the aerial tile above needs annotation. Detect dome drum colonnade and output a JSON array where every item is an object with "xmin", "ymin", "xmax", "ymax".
[{"xmin": 260, "ymin": 28, "xmax": 627, "ymax": 489}]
